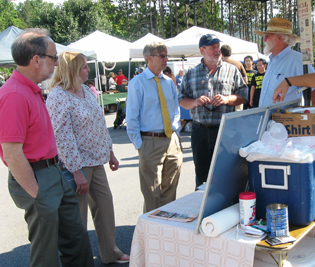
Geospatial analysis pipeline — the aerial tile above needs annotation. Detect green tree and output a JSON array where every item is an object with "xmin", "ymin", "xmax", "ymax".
[
  {"xmin": 0, "ymin": 0, "xmax": 25, "ymax": 31},
  {"xmin": 62, "ymin": 0, "xmax": 112, "ymax": 37}
]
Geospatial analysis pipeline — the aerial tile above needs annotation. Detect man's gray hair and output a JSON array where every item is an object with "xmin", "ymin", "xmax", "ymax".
[
  {"xmin": 11, "ymin": 28, "xmax": 50, "ymax": 66},
  {"xmin": 143, "ymin": 42, "xmax": 167, "ymax": 64},
  {"xmin": 279, "ymin": 34, "xmax": 298, "ymax": 47}
]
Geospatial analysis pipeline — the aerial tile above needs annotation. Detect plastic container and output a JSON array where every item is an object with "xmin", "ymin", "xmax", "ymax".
[{"xmin": 239, "ymin": 191, "xmax": 256, "ymax": 229}]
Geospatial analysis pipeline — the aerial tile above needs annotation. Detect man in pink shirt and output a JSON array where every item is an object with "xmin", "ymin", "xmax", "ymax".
[{"xmin": 0, "ymin": 29, "xmax": 94, "ymax": 267}]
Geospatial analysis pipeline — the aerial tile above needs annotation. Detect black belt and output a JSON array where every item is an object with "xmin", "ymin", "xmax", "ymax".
[
  {"xmin": 141, "ymin": 131, "xmax": 168, "ymax": 137},
  {"xmin": 29, "ymin": 156, "xmax": 58, "ymax": 171},
  {"xmin": 193, "ymin": 121, "xmax": 219, "ymax": 129}
]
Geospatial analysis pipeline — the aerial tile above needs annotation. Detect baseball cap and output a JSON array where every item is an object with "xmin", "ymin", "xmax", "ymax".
[{"xmin": 199, "ymin": 34, "xmax": 221, "ymax": 48}]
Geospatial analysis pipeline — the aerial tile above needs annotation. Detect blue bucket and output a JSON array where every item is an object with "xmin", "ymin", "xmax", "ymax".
[{"xmin": 266, "ymin": 203, "xmax": 289, "ymax": 237}]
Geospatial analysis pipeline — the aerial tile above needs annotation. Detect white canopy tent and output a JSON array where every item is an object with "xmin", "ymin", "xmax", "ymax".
[
  {"xmin": 68, "ymin": 30, "xmax": 131, "ymax": 63},
  {"xmin": 0, "ymin": 26, "xmax": 104, "ymax": 107},
  {"xmin": 129, "ymin": 33, "xmax": 164, "ymax": 60},
  {"xmin": 129, "ymin": 26, "xmax": 259, "ymax": 62},
  {"xmin": 0, "ymin": 26, "xmax": 22, "ymax": 67},
  {"xmin": 128, "ymin": 33, "xmax": 165, "ymax": 78},
  {"xmin": 68, "ymin": 30, "xmax": 131, "ymax": 93},
  {"xmin": 0, "ymin": 26, "xmax": 97, "ymax": 67}
]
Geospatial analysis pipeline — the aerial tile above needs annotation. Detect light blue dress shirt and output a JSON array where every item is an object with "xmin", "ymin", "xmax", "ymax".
[
  {"xmin": 126, "ymin": 68, "xmax": 181, "ymax": 150},
  {"xmin": 259, "ymin": 46, "xmax": 315, "ymax": 107}
]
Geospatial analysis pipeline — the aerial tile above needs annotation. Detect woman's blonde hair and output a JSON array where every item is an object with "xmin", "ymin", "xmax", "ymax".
[
  {"xmin": 109, "ymin": 72, "xmax": 115, "ymax": 77},
  {"xmin": 50, "ymin": 51, "xmax": 86, "ymax": 91}
]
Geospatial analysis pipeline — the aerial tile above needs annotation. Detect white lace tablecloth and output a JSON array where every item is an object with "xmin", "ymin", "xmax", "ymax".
[{"xmin": 130, "ymin": 190, "xmax": 262, "ymax": 267}]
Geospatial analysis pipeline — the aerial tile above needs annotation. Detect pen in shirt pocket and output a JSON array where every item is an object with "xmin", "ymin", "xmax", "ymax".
[{"xmin": 276, "ymin": 73, "xmax": 281, "ymax": 79}]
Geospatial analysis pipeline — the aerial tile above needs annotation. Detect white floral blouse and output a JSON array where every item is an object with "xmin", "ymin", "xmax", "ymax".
[{"xmin": 46, "ymin": 85, "xmax": 112, "ymax": 173}]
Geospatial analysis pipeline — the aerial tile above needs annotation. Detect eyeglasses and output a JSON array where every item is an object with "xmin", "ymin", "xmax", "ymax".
[
  {"xmin": 39, "ymin": 54, "xmax": 59, "ymax": 62},
  {"xmin": 263, "ymin": 34, "xmax": 273, "ymax": 39},
  {"xmin": 153, "ymin": 54, "xmax": 169, "ymax": 59},
  {"xmin": 203, "ymin": 105, "xmax": 218, "ymax": 112}
]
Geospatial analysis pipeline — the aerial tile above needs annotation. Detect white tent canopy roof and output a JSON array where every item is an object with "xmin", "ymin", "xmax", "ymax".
[
  {"xmin": 0, "ymin": 26, "xmax": 22, "ymax": 67},
  {"xmin": 0, "ymin": 26, "xmax": 97, "ymax": 67},
  {"xmin": 68, "ymin": 30, "xmax": 131, "ymax": 62},
  {"xmin": 130, "ymin": 26, "xmax": 260, "ymax": 61},
  {"xmin": 129, "ymin": 33, "xmax": 164, "ymax": 60}
]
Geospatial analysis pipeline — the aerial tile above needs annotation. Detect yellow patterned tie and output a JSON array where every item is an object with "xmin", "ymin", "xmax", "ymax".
[{"xmin": 153, "ymin": 77, "xmax": 173, "ymax": 138}]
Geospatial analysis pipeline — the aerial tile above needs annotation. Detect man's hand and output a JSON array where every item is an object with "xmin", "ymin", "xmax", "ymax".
[
  {"xmin": 273, "ymin": 79, "xmax": 289, "ymax": 103},
  {"xmin": 1, "ymin": 142, "xmax": 39, "ymax": 198},
  {"xmin": 193, "ymin": 95, "xmax": 212, "ymax": 107},
  {"xmin": 73, "ymin": 170, "xmax": 89, "ymax": 195},
  {"xmin": 109, "ymin": 151, "xmax": 119, "ymax": 171},
  {"xmin": 210, "ymin": 94, "xmax": 229, "ymax": 106}
]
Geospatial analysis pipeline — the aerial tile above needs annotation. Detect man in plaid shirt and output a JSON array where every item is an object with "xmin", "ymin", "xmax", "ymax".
[{"xmin": 178, "ymin": 34, "xmax": 248, "ymax": 188}]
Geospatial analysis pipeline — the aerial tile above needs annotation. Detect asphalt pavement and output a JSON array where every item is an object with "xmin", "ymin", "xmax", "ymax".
[{"xmin": 0, "ymin": 112, "xmax": 195, "ymax": 267}]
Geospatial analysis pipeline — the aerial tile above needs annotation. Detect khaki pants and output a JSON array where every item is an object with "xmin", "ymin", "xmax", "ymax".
[
  {"xmin": 78, "ymin": 165, "xmax": 123, "ymax": 264},
  {"xmin": 138, "ymin": 132, "xmax": 183, "ymax": 213}
]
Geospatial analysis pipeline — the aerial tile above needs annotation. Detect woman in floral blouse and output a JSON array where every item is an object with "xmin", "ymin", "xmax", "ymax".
[{"xmin": 46, "ymin": 51, "xmax": 129, "ymax": 264}]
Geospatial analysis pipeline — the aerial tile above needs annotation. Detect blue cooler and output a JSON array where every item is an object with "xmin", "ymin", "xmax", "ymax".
[{"xmin": 248, "ymin": 155, "xmax": 315, "ymax": 226}]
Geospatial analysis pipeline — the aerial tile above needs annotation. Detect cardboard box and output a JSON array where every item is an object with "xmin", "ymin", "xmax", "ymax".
[{"xmin": 272, "ymin": 108, "xmax": 315, "ymax": 137}]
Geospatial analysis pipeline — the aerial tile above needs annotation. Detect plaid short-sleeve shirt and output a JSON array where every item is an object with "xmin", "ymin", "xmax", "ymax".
[{"xmin": 178, "ymin": 59, "xmax": 248, "ymax": 125}]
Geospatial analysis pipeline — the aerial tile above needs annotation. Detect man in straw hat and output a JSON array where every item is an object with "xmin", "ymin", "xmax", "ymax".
[{"xmin": 254, "ymin": 17, "xmax": 314, "ymax": 107}]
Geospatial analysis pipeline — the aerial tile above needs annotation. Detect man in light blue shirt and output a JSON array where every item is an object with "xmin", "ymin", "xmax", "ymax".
[
  {"xmin": 126, "ymin": 42, "xmax": 182, "ymax": 213},
  {"xmin": 254, "ymin": 17, "xmax": 314, "ymax": 107}
]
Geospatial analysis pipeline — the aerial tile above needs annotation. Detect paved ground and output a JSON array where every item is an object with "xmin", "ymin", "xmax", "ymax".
[{"xmin": 0, "ymin": 112, "xmax": 195, "ymax": 266}]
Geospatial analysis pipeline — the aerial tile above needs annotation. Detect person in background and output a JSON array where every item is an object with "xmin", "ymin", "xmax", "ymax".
[
  {"xmin": 273, "ymin": 73, "xmax": 315, "ymax": 104},
  {"xmin": 250, "ymin": 58, "xmax": 267, "ymax": 108},
  {"xmin": 114, "ymin": 69, "xmax": 128, "ymax": 85},
  {"xmin": 0, "ymin": 29, "xmax": 94, "ymax": 267},
  {"xmin": 46, "ymin": 51, "xmax": 129, "ymax": 265},
  {"xmin": 176, "ymin": 70, "xmax": 184, "ymax": 93},
  {"xmin": 220, "ymin": 44, "xmax": 247, "ymax": 111},
  {"xmin": 101, "ymin": 74, "xmax": 107, "ymax": 92},
  {"xmin": 87, "ymin": 80, "xmax": 97, "ymax": 98},
  {"xmin": 244, "ymin": 55, "xmax": 257, "ymax": 109},
  {"xmin": 220, "ymin": 44, "xmax": 247, "ymax": 84},
  {"xmin": 163, "ymin": 66, "xmax": 176, "ymax": 84},
  {"xmin": 108, "ymin": 72, "xmax": 117, "ymax": 90},
  {"xmin": 126, "ymin": 41, "xmax": 182, "ymax": 213},
  {"xmin": 254, "ymin": 17, "xmax": 315, "ymax": 107},
  {"xmin": 179, "ymin": 34, "xmax": 247, "ymax": 188}
]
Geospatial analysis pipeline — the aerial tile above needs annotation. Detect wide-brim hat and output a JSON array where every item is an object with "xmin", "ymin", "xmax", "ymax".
[{"xmin": 254, "ymin": 17, "xmax": 300, "ymax": 41}]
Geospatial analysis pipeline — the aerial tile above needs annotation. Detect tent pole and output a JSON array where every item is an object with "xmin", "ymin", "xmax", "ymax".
[
  {"xmin": 128, "ymin": 59, "xmax": 131, "ymax": 81},
  {"xmin": 182, "ymin": 55, "xmax": 185, "ymax": 71},
  {"xmin": 96, "ymin": 60, "xmax": 104, "ymax": 114}
]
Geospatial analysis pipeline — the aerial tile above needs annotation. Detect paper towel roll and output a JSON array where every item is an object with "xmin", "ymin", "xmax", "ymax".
[{"xmin": 199, "ymin": 203, "xmax": 240, "ymax": 237}]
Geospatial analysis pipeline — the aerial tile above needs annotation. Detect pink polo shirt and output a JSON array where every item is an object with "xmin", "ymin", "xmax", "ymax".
[{"xmin": 0, "ymin": 70, "xmax": 57, "ymax": 165}]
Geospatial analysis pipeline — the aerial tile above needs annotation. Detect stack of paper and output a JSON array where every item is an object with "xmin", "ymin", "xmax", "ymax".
[{"xmin": 245, "ymin": 227, "xmax": 267, "ymax": 239}]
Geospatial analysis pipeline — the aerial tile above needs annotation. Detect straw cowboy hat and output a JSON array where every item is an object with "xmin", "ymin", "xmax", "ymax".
[{"xmin": 254, "ymin": 17, "xmax": 300, "ymax": 41}]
